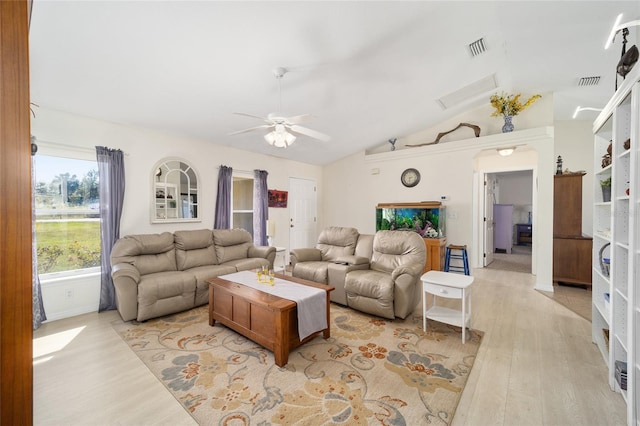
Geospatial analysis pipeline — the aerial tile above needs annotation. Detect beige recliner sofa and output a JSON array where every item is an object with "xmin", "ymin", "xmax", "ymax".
[
  {"xmin": 110, "ymin": 228, "xmax": 275, "ymax": 322},
  {"xmin": 290, "ymin": 227, "xmax": 425, "ymax": 319}
]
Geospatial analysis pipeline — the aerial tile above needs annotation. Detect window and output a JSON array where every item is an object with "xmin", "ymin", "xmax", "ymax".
[
  {"xmin": 232, "ymin": 176, "xmax": 253, "ymax": 237},
  {"xmin": 34, "ymin": 155, "xmax": 101, "ymax": 275}
]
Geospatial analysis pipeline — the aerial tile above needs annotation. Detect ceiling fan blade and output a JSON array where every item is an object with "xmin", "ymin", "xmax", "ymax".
[
  {"xmin": 233, "ymin": 112, "xmax": 270, "ymax": 122},
  {"xmin": 228, "ymin": 124, "xmax": 273, "ymax": 136},
  {"xmin": 283, "ymin": 114, "xmax": 315, "ymax": 124},
  {"xmin": 288, "ymin": 125, "xmax": 331, "ymax": 142}
]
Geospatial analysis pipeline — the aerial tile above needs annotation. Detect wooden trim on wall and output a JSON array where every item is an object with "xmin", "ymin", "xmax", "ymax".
[{"xmin": 0, "ymin": 1, "xmax": 33, "ymax": 424}]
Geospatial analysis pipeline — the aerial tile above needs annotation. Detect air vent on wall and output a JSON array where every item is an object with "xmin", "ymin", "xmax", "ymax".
[
  {"xmin": 468, "ymin": 38, "xmax": 487, "ymax": 57},
  {"xmin": 578, "ymin": 76, "xmax": 601, "ymax": 86}
]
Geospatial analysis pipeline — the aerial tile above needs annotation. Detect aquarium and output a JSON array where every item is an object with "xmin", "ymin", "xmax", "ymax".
[{"xmin": 376, "ymin": 202, "xmax": 446, "ymax": 238}]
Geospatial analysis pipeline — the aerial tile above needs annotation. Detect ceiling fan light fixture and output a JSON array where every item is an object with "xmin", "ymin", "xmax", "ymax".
[
  {"xmin": 231, "ymin": 66, "xmax": 329, "ymax": 146},
  {"xmin": 497, "ymin": 147, "xmax": 515, "ymax": 157},
  {"xmin": 264, "ymin": 129, "xmax": 296, "ymax": 148}
]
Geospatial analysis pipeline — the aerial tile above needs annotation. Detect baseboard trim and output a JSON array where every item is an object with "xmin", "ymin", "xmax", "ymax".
[
  {"xmin": 43, "ymin": 305, "xmax": 98, "ymax": 322},
  {"xmin": 534, "ymin": 281, "xmax": 554, "ymax": 292}
]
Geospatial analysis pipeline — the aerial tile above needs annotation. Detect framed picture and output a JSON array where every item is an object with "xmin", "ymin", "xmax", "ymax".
[{"xmin": 268, "ymin": 190, "xmax": 288, "ymax": 208}]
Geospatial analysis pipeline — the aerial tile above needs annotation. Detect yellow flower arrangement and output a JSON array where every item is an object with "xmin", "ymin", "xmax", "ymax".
[{"xmin": 490, "ymin": 92, "xmax": 541, "ymax": 117}]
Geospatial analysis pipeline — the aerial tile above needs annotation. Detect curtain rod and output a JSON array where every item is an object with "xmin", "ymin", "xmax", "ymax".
[
  {"xmin": 33, "ymin": 138, "xmax": 128, "ymax": 156},
  {"xmin": 216, "ymin": 166, "xmax": 254, "ymax": 174}
]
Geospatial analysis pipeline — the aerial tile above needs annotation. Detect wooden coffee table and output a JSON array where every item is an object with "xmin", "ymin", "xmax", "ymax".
[{"xmin": 208, "ymin": 273, "xmax": 334, "ymax": 367}]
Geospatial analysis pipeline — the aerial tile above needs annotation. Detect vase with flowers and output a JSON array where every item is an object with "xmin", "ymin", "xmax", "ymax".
[{"xmin": 490, "ymin": 92, "xmax": 542, "ymax": 133}]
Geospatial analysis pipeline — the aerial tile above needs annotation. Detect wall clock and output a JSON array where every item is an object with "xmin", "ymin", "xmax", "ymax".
[{"xmin": 401, "ymin": 168, "xmax": 420, "ymax": 187}]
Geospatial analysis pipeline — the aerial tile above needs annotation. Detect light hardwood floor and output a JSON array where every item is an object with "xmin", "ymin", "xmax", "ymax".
[{"xmin": 34, "ymin": 267, "xmax": 626, "ymax": 425}]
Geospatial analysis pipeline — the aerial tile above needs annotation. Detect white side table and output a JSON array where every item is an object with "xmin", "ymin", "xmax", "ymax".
[
  {"xmin": 421, "ymin": 270, "xmax": 474, "ymax": 343},
  {"xmin": 273, "ymin": 247, "xmax": 287, "ymax": 272}
]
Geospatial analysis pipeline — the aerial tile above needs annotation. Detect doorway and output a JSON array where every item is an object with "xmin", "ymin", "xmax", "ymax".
[
  {"xmin": 482, "ymin": 169, "xmax": 534, "ymax": 274},
  {"xmin": 288, "ymin": 177, "xmax": 317, "ymax": 259}
]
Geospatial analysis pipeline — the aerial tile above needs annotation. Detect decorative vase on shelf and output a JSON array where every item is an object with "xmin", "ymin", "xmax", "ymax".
[{"xmin": 502, "ymin": 115, "xmax": 514, "ymax": 133}]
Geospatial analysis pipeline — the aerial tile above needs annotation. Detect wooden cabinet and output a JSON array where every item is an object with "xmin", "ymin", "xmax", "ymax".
[
  {"xmin": 552, "ymin": 236, "xmax": 592, "ymax": 286},
  {"xmin": 553, "ymin": 173, "xmax": 592, "ymax": 287},
  {"xmin": 554, "ymin": 173, "xmax": 585, "ymax": 237},
  {"xmin": 423, "ymin": 237, "xmax": 446, "ymax": 273}
]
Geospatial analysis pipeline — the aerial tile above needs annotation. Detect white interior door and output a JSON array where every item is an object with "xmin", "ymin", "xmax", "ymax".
[
  {"xmin": 484, "ymin": 173, "xmax": 497, "ymax": 266},
  {"xmin": 288, "ymin": 177, "xmax": 317, "ymax": 255}
]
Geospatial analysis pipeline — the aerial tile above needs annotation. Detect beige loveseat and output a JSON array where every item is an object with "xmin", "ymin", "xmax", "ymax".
[
  {"xmin": 110, "ymin": 228, "xmax": 275, "ymax": 321},
  {"xmin": 290, "ymin": 227, "xmax": 425, "ymax": 319}
]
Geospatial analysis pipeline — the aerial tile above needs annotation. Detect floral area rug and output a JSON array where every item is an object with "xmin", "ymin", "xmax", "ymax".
[{"xmin": 112, "ymin": 304, "xmax": 482, "ymax": 425}]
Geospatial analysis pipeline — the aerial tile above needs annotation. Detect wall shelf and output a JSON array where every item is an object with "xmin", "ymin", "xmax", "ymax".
[{"xmin": 592, "ymin": 67, "xmax": 639, "ymax": 426}]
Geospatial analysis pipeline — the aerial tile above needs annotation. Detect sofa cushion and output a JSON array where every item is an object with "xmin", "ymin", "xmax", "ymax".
[
  {"xmin": 110, "ymin": 232, "xmax": 177, "ymax": 275},
  {"xmin": 294, "ymin": 261, "xmax": 330, "ymax": 284},
  {"xmin": 137, "ymin": 271, "xmax": 196, "ymax": 321},
  {"xmin": 317, "ymin": 226, "xmax": 359, "ymax": 261},
  {"xmin": 213, "ymin": 228, "xmax": 252, "ymax": 263},
  {"xmin": 370, "ymin": 230, "xmax": 425, "ymax": 273},
  {"xmin": 226, "ymin": 257, "xmax": 271, "ymax": 272},
  {"xmin": 174, "ymin": 229, "xmax": 217, "ymax": 270},
  {"xmin": 187, "ymin": 264, "xmax": 238, "ymax": 307}
]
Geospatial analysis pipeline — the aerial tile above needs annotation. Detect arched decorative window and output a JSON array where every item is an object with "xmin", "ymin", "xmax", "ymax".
[{"xmin": 151, "ymin": 158, "xmax": 200, "ymax": 223}]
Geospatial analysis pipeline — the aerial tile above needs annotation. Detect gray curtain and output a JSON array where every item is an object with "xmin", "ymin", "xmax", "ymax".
[
  {"xmin": 253, "ymin": 169, "xmax": 269, "ymax": 246},
  {"xmin": 32, "ymin": 142, "xmax": 46, "ymax": 329},
  {"xmin": 96, "ymin": 146, "xmax": 125, "ymax": 312},
  {"xmin": 214, "ymin": 165, "xmax": 232, "ymax": 229}
]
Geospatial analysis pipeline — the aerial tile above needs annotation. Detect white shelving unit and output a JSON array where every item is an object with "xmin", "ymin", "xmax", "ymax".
[{"xmin": 592, "ymin": 67, "xmax": 639, "ymax": 426}]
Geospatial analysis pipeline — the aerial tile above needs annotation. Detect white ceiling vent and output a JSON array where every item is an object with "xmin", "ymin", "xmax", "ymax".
[
  {"xmin": 436, "ymin": 74, "xmax": 498, "ymax": 110},
  {"xmin": 578, "ymin": 76, "xmax": 601, "ymax": 86},
  {"xmin": 468, "ymin": 38, "xmax": 487, "ymax": 57}
]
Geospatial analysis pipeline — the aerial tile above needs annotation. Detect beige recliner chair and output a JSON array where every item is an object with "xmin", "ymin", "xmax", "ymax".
[
  {"xmin": 290, "ymin": 227, "xmax": 373, "ymax": 304},
  {"xmin": 345, "ymin": 230, "xmax": 426, "ymax": 319}
]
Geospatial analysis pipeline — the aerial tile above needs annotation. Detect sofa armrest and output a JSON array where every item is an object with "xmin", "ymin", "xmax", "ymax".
[
  {"xmin": 391, "ymin": 262, "xmax": 423, "ymax": 281},
  {"xmin": 248, "ymin": 245, "xmax": 275, "ymax": 259},
  {"xmin": 392, "ymin": 262, "xmax": 424, "ymax": 319},
  {"xmin": 290, "ymin": 248, "xmax": 322, "ymax": 266},
  {"xmin": 111, "ymin": 263, "xmax": 140, "ymax": 321},
  {"xmin": 335, "ymin": 255, "xmax": 370, "ymax": 266},
  {"xmin": 112, "ymin": 263, "xmax": 140, "ymax": 284},
  {"xmin": 248, "ymin": 245, "xmax": 276, "ymax": 269}
]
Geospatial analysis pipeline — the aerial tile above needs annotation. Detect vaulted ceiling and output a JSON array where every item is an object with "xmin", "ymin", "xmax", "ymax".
[{"xmin": 29, "ymin": 1, "xmax": 639, "ymax": 165}]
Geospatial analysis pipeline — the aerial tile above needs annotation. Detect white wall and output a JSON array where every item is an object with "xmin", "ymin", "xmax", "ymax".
[
  {"xmin": 32, "ymin": 107, "xmax": 323, "ymax": 320},
  {"xmin": 324, "ymin": 128, "xmax": 555, "ymax": 291},
  {"xmin": 32, "ymin": 108, "xmax": 323, "ymax": 241},
  {"xmin": 497, "ymin": 171, "xmax": 533, "ymax": 205},
  {"xmin": 32, "ymin": 90, "xmax": 569, "ymax": 320}
]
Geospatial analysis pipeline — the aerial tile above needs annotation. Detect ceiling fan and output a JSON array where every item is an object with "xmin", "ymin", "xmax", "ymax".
[{"xmin": 229, "ymin": 67, "xmax": 330, "ymax": 148}]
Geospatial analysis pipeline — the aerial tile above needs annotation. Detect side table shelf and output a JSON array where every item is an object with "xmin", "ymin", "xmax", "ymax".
[{"xmin": 421, "ymin": 270, "xmax": 474, "ymax": 343}]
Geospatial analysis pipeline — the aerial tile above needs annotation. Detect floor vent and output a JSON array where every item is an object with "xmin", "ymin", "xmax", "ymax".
[
  {"xmin": 468, "ymin": 38, "xmax": 487, "ymax": 57},
  {"xmin": 578, "ymin": 76, "xmax": 601, "ymax": 86}
]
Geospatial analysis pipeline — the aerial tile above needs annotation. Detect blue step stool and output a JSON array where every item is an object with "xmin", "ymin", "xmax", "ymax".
[{"xmin": 444, "ymin": 244, "xmax": 470, "ymax": 275}]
